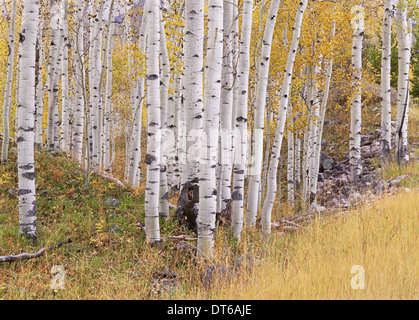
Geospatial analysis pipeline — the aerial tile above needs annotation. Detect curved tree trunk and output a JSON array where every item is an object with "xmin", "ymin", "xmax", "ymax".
[
  {"xmin": 260, "ymin": 0, "xmax": 308, "ymax": 237},
  {"xmin": 246, "ymin": 0, "xmax": 281, "ymax": 227}
]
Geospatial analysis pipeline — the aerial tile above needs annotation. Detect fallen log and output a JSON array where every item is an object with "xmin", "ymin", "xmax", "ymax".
[
  {"xmin": 98, "ymin": 173, "xmax": 125, "ymax": 188},
  {"xmin": 0, "ymin": 238, "xmax": 72, "ymax": 264},
  {"xmin": 163, "ymin": 235, "xmax": 197, "ymax": 241}
]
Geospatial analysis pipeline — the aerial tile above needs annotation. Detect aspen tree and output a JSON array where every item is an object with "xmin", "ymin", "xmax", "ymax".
[
  {"xmin": 104, "ymin": 15, "xmax": 115, "ymax": 171},
  {"xmin": 261, "ymin": 0, "xmax": 308, "ymax": 237},
  {"xmin": 128, "ymin": 7, "xmax": 147, "ymax": 188},
  {"xmin": 159, "ymin": 9, "xmax": 170, "ymax": 219},
  {"xmin": 35, "ymin": 21, "xmax": 44, "ymax": 150},
  {"xmin": 183, "ymin": 0, "xmax": 204, "ymax": 185},
  {"xmin": 72, "ymin": 1, "xmax": 86, "ymax": 163},
  {"xmin": 217, "ymin": 0, "xmax": 235, "ymax": 217},
  {"xmin": 246, "ymin": 0, "xmax": 281, "ymax": 227},
  {"xmin": 197, "ymin": 0, "xmax": 223, "ymax": 258},
  {"xmin": 1, "ymin": 0, "xmax": 17, "ymax": 162},
  {"xmin": 144, "ymin": 0, "xmax": 161, "ymax": 244},
  {"xmin": 349, "ymin": 4, "xmax": 364, "ymax": 182},
  {"xmin": 395, "ymin": 1, "xmax": 411, "ymax": 165},
  {"xmin": 380, "ymin": 0, "xmax": 395, "ymax": 163},
  {"xmin": 231, "ymin": 0, "xmax": 254, "ymax": 240},
  {"xmin": 17, "ymin": 0, "xmax": 40, "ymax": 241},
  {"xmin": 60, "ymin": 0, "xmax": 70, "ymax": 155},
  {"xmin": 46, "ymin": 0, "xmax": 64, "ymax": 151}
]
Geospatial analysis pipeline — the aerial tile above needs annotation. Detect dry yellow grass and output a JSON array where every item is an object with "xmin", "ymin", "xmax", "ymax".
[{"xmin": 178, "ymin": 189, "xmax": 418, "ymax": 300}]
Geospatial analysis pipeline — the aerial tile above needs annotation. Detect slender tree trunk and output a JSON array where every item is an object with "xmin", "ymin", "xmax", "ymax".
[
  {"xmin": 60, "ymin": 0, "xmax": 70, "ymax": 155},
  {"xmin": 72, "ymin": 1, "xmax": 85, "ymax": 163},
  {"xmin": 217, "ymin": 0, "xmax": 235, "ymax": 217},
  {"xmin": 104, "ymin": 17, "xmax": 115, "ymax": 171},
  {"xmin": 35, "ymin": 24, "xmax": 44, "ymax": 150},
  {"xmin": 183, "ymin": 0, "xmax": 204, "ymax": 185},
  {"xmin": 395, "ymin": 1, "xmax": 411, "ymax": 165},
  {"xmin": 349, "ymin": 4, "xmax": 364, "ymax": 182},
  {"xmin": 159, "ymin": 9, "xmax": 170, "ymax": 219},
  {"xmin": 128, "ymin": 8, "xmax": 147, "ymax": 188},
  {"xmin": 261, "ymin": 0, "xmax": 308, "ymax": 237},
  {"xmin": 144, "ymin": 0, "xmax": 161, "ymax": 244},
  {"xmin": 231, "ymin": 0, "xmax": 253, "ymax": 240},
  {"xmin": 287, "ymin": 110, "xmax": 295, "ymax": 208},
  {"xmin": 246, "ymin": 0, "xmax": 281, "ymax": 227},
  {"xmin": 1, "ymin": 0, "xmax": 17, "ymax": 162},
  {"xmin": 197, "ymin": 0, "xmax": 223, "ymax": 259},
  {"xmin": 17, "ymin": 0, "xmax": 40, "ymax": 242},
  {"xmin": 380, "ymin": 0, "xmax": 394, "ymax": 164},
  {"xmin": 46, "ymin": 0, "xmax": 64, "ymax": 151}
]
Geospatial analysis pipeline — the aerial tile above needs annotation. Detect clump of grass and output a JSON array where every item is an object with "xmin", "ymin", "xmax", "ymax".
[{"xmin": 177, "ymin": 189, "xmax": 418, "ymax": 300}]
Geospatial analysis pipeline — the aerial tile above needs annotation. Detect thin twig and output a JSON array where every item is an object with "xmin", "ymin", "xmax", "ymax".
[{"xmin": 0, "ymin": 239, "xmax": 72, "ymax": 264}]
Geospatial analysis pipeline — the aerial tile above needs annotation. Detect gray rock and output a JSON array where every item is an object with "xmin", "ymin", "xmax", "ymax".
[
  {"xmin": 348, "ymin": 192, "xmax": 362, "ymax": 205},
  {"xmin": 7, "ymin": 188, "xmax": 17, "ymax": 197},
  {"xmin": 108, "ymin": 224, "xmax": 123, "ymax": 233},
  {"xmin": 387, "ymin": 175, "xmax": 408, "ymax": 187},
  {"xmin": 201, "ymin": 265, "xmax": 236, "ymax": 290},
  {"xmin": 374, "ymin": 180, "xmax": 388, "ymax": 195},
  {"xmin": 309, "ymin": 203, "xmax": 326, "ymax": 213},
  {"xmin": 319, "ymin": 152, "xmax": 335, "ymax": 172},
  {"xmin": 104, "ymin": 197, "xmax": 120, "ymax": 207},
  {"xmin": 326, "ymin": 197, "xmax": 340, "ymax": 208}
]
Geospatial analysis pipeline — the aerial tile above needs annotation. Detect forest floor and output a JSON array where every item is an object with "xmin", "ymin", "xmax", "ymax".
[{"xmin": 0, "ymin": 103, "xmax": 418, "ymax": 300}]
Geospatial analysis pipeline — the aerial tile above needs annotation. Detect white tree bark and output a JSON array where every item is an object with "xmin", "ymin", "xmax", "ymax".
[
  {"xmin": 231, "ymin": 0, "xmax": 253, "ymax": 240},
  {"xmin": 261, "ymin": 0, "xmax": 308, "ymax": 237},
  {"xmin": 60, "ymin": 0, "xmax": 70, "ymax": 155},
  {"xmin": 159, "ymin": 9, "xmax": 170, "ymax": 219},
  {"xmin": 128, "ymin": 8, "xmax": 147, "ymax": 188},
  {"xmin": 395, "ymin": 1, "xmax": 411, "ymax": 165},
  {"xmin": 217, "ymin": 0, "xmax": 235, "ymax": 217},
  {"xmin": 197, "ymin": 0, "xmax": 223, "ymax": 259},
  {"xmin": 88, "ymin": 0, "xmax": 104, "ymax": 170},
  {"xmin": 246, "ymin": 0, "xmax": 281, "ymax": 227},
  {"xmin": 17, "ymin": 0, "xmax": 40, "ymax": 242},
  {"xmin": 349, "ymin": 4, "xmax": 364, "ymax": 182},
  {"xmin": 144, "ymin": 0, "xmax": 161, "ymax": 244},
  {"xmin": 35, "ymin": 22, "xmax": 44, "ymax": 150},
  {"xmin": 72, "ymin": 1, "xmax": 85, "ymax": 163},
  {"xmin": 103, "ymin": 17, "xmax": 115, "ymax": 171},
  {"xmin": 1, "ymin": 0, "xmax": 17, "ymax": 162},
  {"xmin": 183, "ymin": 0, "xmax": 204, "ymax": 185},
  {"xmin": 380, "ymin": 0, "xmax": 394, "ymax": 163},
  {"xmin": 287, "ymin": 110, "xmax": 295, "ymax": 208},
  {"xmin": 46, "ymin": 0, "xmax": 64, "ymax": 151}
]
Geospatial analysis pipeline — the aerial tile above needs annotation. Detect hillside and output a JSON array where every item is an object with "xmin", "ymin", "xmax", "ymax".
[{"xmin": 1, "ymin": 103, "xmax": 417, "ymax": 299}]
